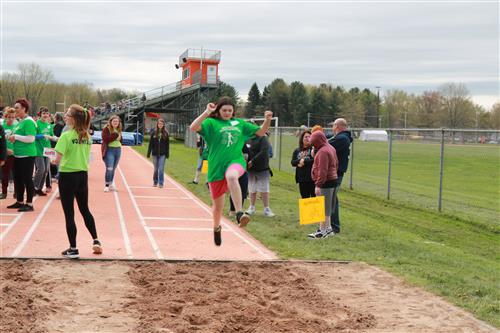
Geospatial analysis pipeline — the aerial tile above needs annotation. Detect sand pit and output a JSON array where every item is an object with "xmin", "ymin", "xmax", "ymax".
[{"xmin": 0, "ymin": 259, "xmax": 496, "ymax": 333}]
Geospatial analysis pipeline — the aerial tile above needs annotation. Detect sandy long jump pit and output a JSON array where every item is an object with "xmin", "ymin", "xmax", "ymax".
[{"xmin": 0, "ymin": 259, "xmax": 496, "ymax": 333}]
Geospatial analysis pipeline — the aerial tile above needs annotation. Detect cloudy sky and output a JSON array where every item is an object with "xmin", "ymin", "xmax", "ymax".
[{"xmin": 1, "ymin": 0, "xmax": 499, "ymax": 108}]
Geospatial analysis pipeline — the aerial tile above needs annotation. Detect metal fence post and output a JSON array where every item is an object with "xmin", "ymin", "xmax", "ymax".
[
  {"xmin": 349, "ymin": 131, "xmax": 354, "ymax": 190},
  {"xmin": 438, "ymin": 128, "xmax": 445, "ymax": 212},
  {"xmin": 387, "ymin": 129, "xmax": 393, "ymax": 200},
  {"xmin": 278, "ymin": 127, "xmax": 283, "ymax": 171}
]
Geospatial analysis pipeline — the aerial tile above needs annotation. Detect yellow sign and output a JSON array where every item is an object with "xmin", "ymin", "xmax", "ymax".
[
  {"xmin": 201, "ymin": 160, "xmax": 208, "ymax": 174},
  {"xmin": 299, "ymin": 196, "xmax": 325, "ymax": 225}
]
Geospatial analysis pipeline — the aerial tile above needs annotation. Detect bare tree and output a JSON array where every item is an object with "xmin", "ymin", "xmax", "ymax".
[
  {"xmin": 439, "ymin": 83, "xmax": 474, "ymax": 128},
  {"xmin": 0, "ymin": 72, "xmax": 22, "ymax": 106},
  {"xmin": 18, "ymin": 63, "xmax": 53, "ymax": 114}
]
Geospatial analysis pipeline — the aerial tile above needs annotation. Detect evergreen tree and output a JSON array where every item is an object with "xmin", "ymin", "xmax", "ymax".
[
  {"xmin": 267, "ymin": 79, "xmax": 291, "ymax": 125},
  {"xmin": 245, "ymin": 82, "xmax": 261, "ymax": 118},
  {"xmin": 289, "ymin": 81, "xmax": 309, "ymax": 126}
]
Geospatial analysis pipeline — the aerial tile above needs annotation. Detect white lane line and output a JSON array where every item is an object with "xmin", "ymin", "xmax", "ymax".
[
  {"xmin": 11, "ymin": 190, "xmax": 59, "ymax": 257},
  {"xmin": 113, "ymin": 187, "xmax": 133, "ymax": 259},
  {"xmin": 130, "ymin": 147, "xmax": 274, "ymax": 260},
  {"xmin": 118, "ymin": 166, "xmax": 164, "ymax": 259},
  {"xmin": 148, "ymin": 226, "xmax": 235, "ymax": 232},
  {"xmin": 144, "ymin": 217, "xmax": 212, "ymax": 221},
  {"xmin": 129, "ymin": 186, "xmax": 177, "ymax": 189},
  {"xmin": 138, "ymin": 203, "xmax": 200, "ymax": 208},
  {"xmin": 135, "ymin": 195, "xmax": 190, "ymax": 199},
  {"xmin": 0, "ymin": 196, "xmax": 41, "ymax": 243},
  {"xmin": 0, "ymin": 213, "xmax": 20, "ymax": 216},
  {"xmin": 0, "ymin": 224, "xmax": 10, "ymax": 226}
]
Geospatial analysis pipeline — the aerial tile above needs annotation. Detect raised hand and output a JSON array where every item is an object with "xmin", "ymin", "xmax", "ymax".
[
  {"xmin": 264, "ymin": 110, "xmax": 273, "ymax": 120},
  {"xmin": 206, "ymin": 103, "xmax": 217, "ymax": 113}
]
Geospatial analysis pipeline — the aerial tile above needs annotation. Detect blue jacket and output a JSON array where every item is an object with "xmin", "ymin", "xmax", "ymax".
[{"xmin": 328, "ymin": 130, "xmax": 352, "ymax": 176}]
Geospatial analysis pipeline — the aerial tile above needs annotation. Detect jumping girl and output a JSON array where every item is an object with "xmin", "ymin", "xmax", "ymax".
[
  {"xmin": 53, "ymin": 104, "xmax": 101, "ymax": 259},
  {"xmin": 189, "ymin": 96, "xmax": 272, "ymax": 246}
]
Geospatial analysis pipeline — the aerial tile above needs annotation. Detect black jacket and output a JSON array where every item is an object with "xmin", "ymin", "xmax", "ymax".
[
  {"xmin": 247, "ymin": 135, "xmax": 270, "ymax": 172},
  {"xmin": 147, "ymin": 131, "xmax": 170, "ymax": 158},
  {"xmin": 0, "ymin": 126, "xmax": 6, "ymax": 162},
  {"xmin": 328, "ymin": 130, "xmax": 352, "ymax": 176},
  {"xmin": 291, "ymin": 146, "xmax": 314, "ymax": 183}
]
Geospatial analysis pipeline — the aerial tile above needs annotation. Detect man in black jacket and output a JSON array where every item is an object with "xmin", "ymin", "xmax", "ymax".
[
  {"xmin": 246, "ymin": 134, "xmax": 275, "ymax": 217},
  {"xmin": 328, "ymin": 118, "xmax": 352, "ymax": 234}
]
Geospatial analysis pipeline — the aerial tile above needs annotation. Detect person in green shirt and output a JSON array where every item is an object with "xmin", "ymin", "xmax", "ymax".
[
  {"xmin": 1, "ymin": 107, "xmax": 16, "ymax": 199},
  {"xmin": 190, "ymin": 96, "xmax": 273, "ymax": 246},
  {"xmin": 6, "ymin": 98, "xmax": 37, "ymax": 212},
  {"xmin": 53, "ymin": 104, "xmax": 102, "ymax": 259},
  {"xmin": 33, "ymin": 107, "xmax": 58, "ymax": 196}
]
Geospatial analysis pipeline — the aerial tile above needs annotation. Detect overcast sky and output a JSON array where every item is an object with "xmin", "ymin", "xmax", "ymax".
[{"xmin": 1, "ymin": 1, "xmax": 499, "ymax": 108}]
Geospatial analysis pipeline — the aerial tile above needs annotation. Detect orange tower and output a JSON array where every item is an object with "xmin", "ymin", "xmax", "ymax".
[{"xmin": 177, "ymin": 48, "xmax": 221, "ymax": 88}]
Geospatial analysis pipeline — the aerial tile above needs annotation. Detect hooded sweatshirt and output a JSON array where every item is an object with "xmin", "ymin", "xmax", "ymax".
[
  {"xmin": 310, "ymin": 131, "xmax": 338, "ymax": 188},
  {"xmin": 328, "ymin": 130, "xmax": 352, "ymax": 176}
]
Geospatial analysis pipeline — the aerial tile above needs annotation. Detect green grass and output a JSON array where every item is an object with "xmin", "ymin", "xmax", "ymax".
[
  {"xmin": 271, "ymin": 134, "xmax": 500, "ymax": 225},
  {"xmin": 134, "ymin": 141, "xmax": 499, "ymax": 327}
]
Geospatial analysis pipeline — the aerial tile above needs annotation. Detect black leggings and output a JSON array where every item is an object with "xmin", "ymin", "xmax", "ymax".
[
  {"xmin": 58, "ymin": 171, "xmax": 98, "ymax": 248},
  {"xmin": 14, "ymin": 157, "xmax": 35, "ymax": 203},
  {"xmin": 299, "ymin": 181, "xmax": 316, "ymax": 199}
]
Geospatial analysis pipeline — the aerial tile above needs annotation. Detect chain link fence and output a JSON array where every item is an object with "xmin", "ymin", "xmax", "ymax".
[{"xmin": 268, "ymin": 127, "xmax": 499, "ymax": 224}]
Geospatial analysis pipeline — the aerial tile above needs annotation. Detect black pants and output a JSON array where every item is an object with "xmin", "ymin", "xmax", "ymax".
[
  {"xmin": 59, "ymin": 171, "xmax": 98, "ymax": 248},
  {"xmin": 14, "ymin": 157, "xmax": 35, "ymax": 203},
  {"xmin": 299, "ymin": 181, "xmax": 316, "ymax": 199},
  {"xmin": 229, "ymin": 172, "xmax": 249, "ymax": 212}
]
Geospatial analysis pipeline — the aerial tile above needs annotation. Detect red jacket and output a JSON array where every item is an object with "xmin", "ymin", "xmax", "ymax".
[
  {"xmin": 310, "ymin": 131, "xmax": 338, "ymax": 187},
  {"xmin": 101, "ymin": 126, "xmax": 122, "ymax": 159}
]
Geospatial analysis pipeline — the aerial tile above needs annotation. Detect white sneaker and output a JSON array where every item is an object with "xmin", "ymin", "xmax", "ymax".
[
  {"xmin": 110, "ymin": 183, "xmax": 116, "ymax": 191},
  {"xmin": 263, "ymin": 207, "xmax": 275, "ymax": 217},
  {"xmin": 246, "ymin": 205, "xmax": 256, "ymax": 215},
  {"xmin": 104, "ymin": 186, "xmax": 110, "ymax": 192}
]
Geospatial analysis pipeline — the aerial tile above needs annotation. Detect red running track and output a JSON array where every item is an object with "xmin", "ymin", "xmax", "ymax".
[{"xmin": 0, "ymin": 146, "xmax": 277, "ymax": 261}]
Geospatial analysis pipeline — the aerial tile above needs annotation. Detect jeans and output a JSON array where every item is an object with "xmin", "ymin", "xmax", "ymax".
[
  {"xmin": 34, "ymin": 156, "xmax": 50, "ymax": 191},
  {"xmin": 104, "ymin": 147, "xmax": 121, "ymax": 185},
  {"xmin": 152, "ymin": 154, "xmax": 166, "ymax": 185},
  {"xmin": 331, "ymin": 176, "xmax": 343, "ymax": 233}
]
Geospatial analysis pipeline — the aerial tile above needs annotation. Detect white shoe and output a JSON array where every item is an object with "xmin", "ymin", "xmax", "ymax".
[
  {"xmin": 110, "ymin": 183, "xmax": 116, "ymax": 191},
  {"xmin": 246, "ymin": 205, "xmax": 256, "ymax": 215},
  {"xmin": 104, "ymin": 186, "xmax": 110, "ymax": 192},
  {"xmin": 263, "ymin": 207, "xmax": 275, "ymax": 217}
]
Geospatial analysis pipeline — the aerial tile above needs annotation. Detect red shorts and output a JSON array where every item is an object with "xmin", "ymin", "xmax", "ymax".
[{"xmin": 208, "ymin": 163, "xmax": 245, "ymax": 199}]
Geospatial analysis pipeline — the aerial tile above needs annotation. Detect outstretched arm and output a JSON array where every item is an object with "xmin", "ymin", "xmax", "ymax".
[
  {"xmin": 254, "ymin": 111, "xmax": 273, "ymax": 137},
  {"xmin": 190, "ymin": 103, "xmax": 216, "ymax": 133}
]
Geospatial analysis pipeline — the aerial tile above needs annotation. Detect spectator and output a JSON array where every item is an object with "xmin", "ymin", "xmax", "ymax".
[
  {"xmin": 1, "ymin": 107, "xmax": 16, "ymax": 199},
  {"xmin": 147, "ymin": 118, "xmax": 169, "ymax": 188},
  {"xmin": 308, "ymin": 130, "xmax": 338, "ymax": 239},
  {"xmin": 291, "ymin": 130, "xmax": 315, "ymax": 198},
  {"xmin": 33, "ymin": 107, "xmax": 57, "ymax": 196},
  {"xmin": 327, "ymin": 118, "xmax": 352, "ymax": 234},
  {"xmin": 101, "ymin": 115, "xmax": 122, "ymax": 192},
  {"xmin": 246, "ymin": 134, "xmax": 275, "ymax": 217},
  {"xmin": 192, "ymin": 134, "xmax": 206, "ymax": 185}
]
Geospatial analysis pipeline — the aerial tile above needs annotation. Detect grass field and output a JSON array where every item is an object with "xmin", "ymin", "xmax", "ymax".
[
  {"xmin": 134, "ymin": 141, "xmax": 499, "ymax": 327},
  {"xmin": 270, "ymin": 134, "xmax": 500, "ymax": 225}
]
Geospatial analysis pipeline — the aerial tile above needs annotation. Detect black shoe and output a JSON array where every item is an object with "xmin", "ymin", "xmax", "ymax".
[
  {"xmin": 92, "ymin": 240, "xmax": 103, "ymax": 254},
  {"xmin": 7, "ymin": 202, "xmax": 24, "ymax": 209},
  {"xmin": 191, "ymin": 180, "xmax": 199, "ymax": 185},
  {"xmin": 18, "ymin": 204, "xmax": 34, "ymax": 212},
  {"xmin": 61, "ymin": 248, "xmax": 79, "ymax": 259},
  {"xmin": 214, "ymin": 226, "xmax": 222, "ymax": 246},
  {"xmin": 35, "ymin": 189, "xmax": 47, "ymax": 196},
  {"xmin": 236, "ymin": 211, "xmax": 250, "ymax": 228},
  {"xmin": 0, "ymin": 193, "xmax": 7, "ymax": 200}
]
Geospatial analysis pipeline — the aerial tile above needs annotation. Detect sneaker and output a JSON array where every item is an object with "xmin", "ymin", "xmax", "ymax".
[
  {"xmin": 35, "ymin": 189, "xmax": 47, "ymax": 196},
  {"xmin": 228, "ymin": 211, "xmax": 236, "ymax": 217},
  {"xmin": 153, "ymin": 183, "xmax": 158, "ymax": 187},
  {"xmin": 246, "ymin": 205, "xmax": 256, "ymax": 215},
  {"xmin": 18, "ymin": 204, "xmax": 34, "ymax": 212},
  {"xmin": 0, "ymin": 193, "xmax": 7, "ymax": 200},
  {"xmin": 110, "ymin": 184, "xmax": 116, "ymax": 191},
  {"xmin": 7, "ymin": 202, "xmax": 24, "ymax": 209},
  {"xmin": 214, "ymin": 225, "xmax": 222, "ymax": 246},
  {"xmin": 308, "ymin": 230, "xmax": 327, "ymax": 239},
  {"xmin": 236, "ymin": 211, "xmax": 251, "ymax": 228},
  {"xmin": 61, "ymin": 248, "xmax": 79, "ymax": 259},
  {"xmin": 46, "ymin": 187, "xmax": 52, "ymax": 194},
  {"xmin": 159, "ymin": 184, "xmax": 164, "ymax": 189},
  {"xmin": 191, "ymin": 180, "xmax": 199, "ymax": 185},
  {"xmin": 92, "ymin": 240, "xmax": 103, "ymax": 254},
  {"xmin": 104, "ymin": 186, "xmax": 110, "ymax": 192},
  {"xmin": 263, "ymin": 207, "xmax": 275, "ymax": 217}
]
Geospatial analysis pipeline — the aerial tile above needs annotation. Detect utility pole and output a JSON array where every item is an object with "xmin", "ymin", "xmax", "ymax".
[
  {"xmin": 307, "ymin": 112, "xmax": 311, "ymax": 128},
  {"xmin": 375, "ymin": 86, "xmax": 381, "ymax": 128}
]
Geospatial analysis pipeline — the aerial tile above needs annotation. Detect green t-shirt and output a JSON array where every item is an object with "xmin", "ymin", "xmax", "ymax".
[
  {"xmin": 108, "ymin": 130, "xmax": 122, "ymax": 148},
  {"xmin": 13, "ymin": 117, "xmax": 37, "ymax": 157},
  {"xmin": 199, "ymin": 117, "xmax": 260, "ymax": 182},
  {"xmin": 36, "ymin": 120, "xmax": 54, "ymax": 156},
  {"xmin": 55, "ymin": 129, "xmax": 92, "ymax": 172},
  {"xmin": 3, "ymin": 122, "xmax": 15, "ymax": 151}
]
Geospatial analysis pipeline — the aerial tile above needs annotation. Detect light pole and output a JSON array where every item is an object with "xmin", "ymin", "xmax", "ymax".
[{"xmin": 375, "ymin": 86, "xmax": 381, "ymax": 128}]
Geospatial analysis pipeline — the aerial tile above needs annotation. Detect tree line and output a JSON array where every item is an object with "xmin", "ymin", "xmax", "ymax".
[{"xmin": 1, "ymin": 63, "xmax": 498, "ymax": 129}]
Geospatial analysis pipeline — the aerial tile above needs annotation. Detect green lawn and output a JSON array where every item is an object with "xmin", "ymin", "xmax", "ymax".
[
  {"xmin": 134, "ymin": 141, "xmax": 499, "ymax": 327},
  {"xmin": 270, "ymin": 134, "xmax": 500, "ymax": 225}
]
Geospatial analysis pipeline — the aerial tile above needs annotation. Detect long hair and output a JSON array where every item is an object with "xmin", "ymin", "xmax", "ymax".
[
  {"xmin": 106, "ymin": 115, "xmax": 122, "ymax": 133},
  {"xmin": 155, "ymin": 118, "xmax": 168, "ymax": 140},
  {"xmin": 210, "ymin": 96, "xmax": 235, "ymax": 119},
  {"xmin": 15, "ymin": 98, "xmax": 30, "ymax": 114},
  {"xmin": 299, "ymin": 130, "xmax": 312, "ymax": 150},
  {"xmin": 68, "ymin": 104, "xmax": 90, "ymax": 143}
]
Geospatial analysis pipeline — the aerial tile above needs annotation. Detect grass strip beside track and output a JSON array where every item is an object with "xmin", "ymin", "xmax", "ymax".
[{"xmin": 134, "ymin": 140, "xmax": 499, "ymax": 327}]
